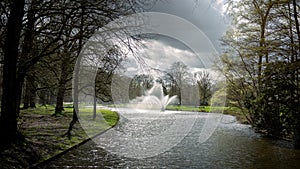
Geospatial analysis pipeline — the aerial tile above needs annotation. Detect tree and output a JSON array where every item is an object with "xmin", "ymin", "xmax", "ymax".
[
  {"xmin": 222, "ymin": 0, "xmax": 300, "ymax": 148},
  {"xmin": 165, "ymin": 62, "xmax": 189, "ymax": 105},
  {"xmin": 95, "ymin": 46, "xmax": 126, "ymax": 103},
  {"xmin": 23, "ymin": 72, "xmax": 37, "ymax": 109},
  {"xmin": 0, "ymin": 0, "xmax": 25, "ymax": 146},
  {"xmin": 65, "ymin": 0, "xmax": 160, "ymax": 136},
  {"xmin": 0, "ymin": 0, "xmax": 159, "ymax": 144},
  {"xmin": 195, "ymin": 70, "xmax": 213, "ymax": 106},
  {"xmin": 129, "ymin": 74, "xmax": 154, "ymax": 99}
]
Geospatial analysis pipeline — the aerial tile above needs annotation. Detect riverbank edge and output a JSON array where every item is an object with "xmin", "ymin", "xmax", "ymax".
[
  {"xmin": 29, "ymin": 111, "xmax": 120, "ymax": 169},
  {"xmin": 165, "ymin": 106, "xmax": 248, "ymax": 124}
]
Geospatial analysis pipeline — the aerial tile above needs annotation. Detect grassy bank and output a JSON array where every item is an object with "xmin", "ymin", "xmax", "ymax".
[
  {"xmin": 166, "ymin": 105, "xmax": 248, "ymax": 124},
  {"xmin": 0, "ymin": 105, "xmax": 118, "ymax": 169}
]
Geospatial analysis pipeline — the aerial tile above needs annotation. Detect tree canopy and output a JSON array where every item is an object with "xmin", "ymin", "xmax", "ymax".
[{"xmin": 222, "ymin": 0, "xmax": 300, "ymax": 148}]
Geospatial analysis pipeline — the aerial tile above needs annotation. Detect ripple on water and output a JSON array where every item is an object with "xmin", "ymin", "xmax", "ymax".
[{"xmin": 42, "ymin": 111, "xmax": 300, "ymax": 169}]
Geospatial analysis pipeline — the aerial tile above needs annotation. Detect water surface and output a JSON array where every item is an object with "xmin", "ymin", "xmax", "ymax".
[{"xmin": 41, "ymin": 111, "xmax": 300, "ymax": 169}]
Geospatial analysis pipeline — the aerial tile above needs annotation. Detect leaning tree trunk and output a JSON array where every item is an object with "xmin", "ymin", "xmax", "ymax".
[{"xmin": 0, "ymin": 0, "xmax": 25, "ymax": 146}]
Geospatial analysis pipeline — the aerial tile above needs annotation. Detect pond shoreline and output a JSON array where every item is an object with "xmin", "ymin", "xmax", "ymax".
[
  {"xmin": 1, "ymin": 106, "xmax": 292, "ymax": 169},
  {"xmin": 41, "ymin": 109, "xmax": 300, "ymax": 168},
  {"xmin": 31, "ymin": 118, "xmax": 119, "ymax": 169}
]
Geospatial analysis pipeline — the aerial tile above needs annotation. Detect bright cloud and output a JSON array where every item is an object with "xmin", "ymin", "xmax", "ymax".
[{"xmin": 123, "ymin": 37, "xmax": 219, "ymax": 80}]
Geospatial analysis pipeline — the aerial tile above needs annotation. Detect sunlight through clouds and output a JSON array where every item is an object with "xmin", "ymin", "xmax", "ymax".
[
  {"xmin": 122, "ymin": 36, "xmax": 224, "ymax": 83},
  {"xmin": 123, "ymin": 38, "xmax": 204, "ymax": 78}
]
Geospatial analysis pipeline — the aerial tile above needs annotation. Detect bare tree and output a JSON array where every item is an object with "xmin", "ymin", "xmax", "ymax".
[
  {"xmin": 0, "ymin": 0, "xmax": 160, "ymax": 144},
  {"xmin": 129, "ymin": 74, "xmax": 154, "ymax": 99},
  {"xmin": 195, "ymin": 70, "xmax": 213, "ymax": 106},
  {"xmin": 165, "ymin": 62, "xmax": 189, "ymax": 105}
]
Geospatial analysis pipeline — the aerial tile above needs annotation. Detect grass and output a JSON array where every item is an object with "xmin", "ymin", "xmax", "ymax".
[
  {"xmin": 166, "ymin": 105, "xmax": 248, "ymax": 124},
  {"xmin": 166, "ymin": 105, "xmax": 225, "ymax": 113},
  {"xmin": 0, "ymin": 104, "xmax": 119, "ymax": 169},
  {"xmin": 75, "ymin": 108, "xmax": 119, "ymax": 137},
  {"xmin": 223, "ymin": 107, "xmax": 249, "ymax": 124},
  {"xmin": 106, "ymin": 103, "xmax": 248, "ymax": 124}
]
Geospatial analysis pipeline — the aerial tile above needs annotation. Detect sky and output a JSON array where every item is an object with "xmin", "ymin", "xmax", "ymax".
[
  {"xmin": 121, "ymin": 0, "xmax": 230, "ymax": 81},
  {"xmin": 149, "ymin": 0, "xmax": 229, "ymax": 51}
]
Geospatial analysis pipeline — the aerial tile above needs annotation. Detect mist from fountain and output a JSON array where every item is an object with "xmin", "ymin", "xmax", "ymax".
[{"xmin": 130, "ymin": 83, "xmax": 177, "ymax": 111}]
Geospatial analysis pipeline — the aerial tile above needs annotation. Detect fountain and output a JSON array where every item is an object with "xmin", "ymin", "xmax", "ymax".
[{"xmin": 130, "ymin": 83, "xmax": 177, "ymax": 111}]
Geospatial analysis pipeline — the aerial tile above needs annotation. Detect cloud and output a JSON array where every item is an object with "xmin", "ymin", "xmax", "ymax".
[
  {"xmin": 150, "ymin": 0, "xmax": 230, "ymax": 52},
  {"xmin": 191, "ymin": 67, "xmax": 225, "ymax": 82},
  {"xmin": 123, "ymin": 36, "xmax": 219, "ymax": 79},
  {"xmin": 139, "ymin": 39, "xmax": 202, "ymax": 70}
]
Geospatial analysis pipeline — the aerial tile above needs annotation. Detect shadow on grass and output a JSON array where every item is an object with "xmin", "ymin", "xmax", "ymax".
[{"xmin": 0, "ymin": 105, "xmax": 118, "ymax": 169}]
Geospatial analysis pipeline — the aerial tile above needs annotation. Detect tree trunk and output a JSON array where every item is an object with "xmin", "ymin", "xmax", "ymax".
[
  {"xmin": 93, "ymin": 89, "xmax": 97, "ymax": 120},
  {"xmin": 20, "ymin": 0, "xmax": 37, "ymax": 110},
  {"xmin": 55, "ymin": 84, "xmax": 66, "ymax": 114},
  {"xmin": 0, "ymin": 0, "xmax": 25, "ymax": 146},
  {"xmin": 23, "ymin": 80, "xmax": 30, "ymax": 109},
  {"xmin": 66, "ymin": 2, "xmax": 84, "ymax": 137},
  {"xmin": 292, "ymin": 0, "xmax": 300, "ymax": 53},
  {"xmin": 38, "ymin": 89, "xmax": 48, "ymax": 106},
  {"xmin": 54, "ymin": 55, "xmax": 70, "ymax": 114},
  {"xmin": 23, "ymin": 75, "xmax": 36, "ymax": 109},
  {"xmin": 65, "ymin": 107, "xmax": 79, "ymax": 139},
  {"xmin": 294, "ymin": 122, "xmax": 300, "ymax": 149}
]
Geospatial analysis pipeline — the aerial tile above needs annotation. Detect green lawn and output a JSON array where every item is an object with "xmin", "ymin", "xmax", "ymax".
[
  {"xmin": 166, "ymin": 105, "xmax": 225, "ymax": 113},
  {"xmin": 0, "ymin": 104, "xmax": 119, "ymax": 168},
  {"xmin": 99, "ymin": 103, "xmax": 248, "ymax": 124},
  {"xmin": 74, "ymin": 107, "xmax": 119, "ymax": 136},
  {"xmin": 166, "ymin": 105, "xmax": 248, "ymax": 124}
]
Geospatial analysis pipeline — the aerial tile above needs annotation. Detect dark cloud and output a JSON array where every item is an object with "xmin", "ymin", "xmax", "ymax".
[
  {"xmin": 142, "ymin": 34, "xmax": 193, "ymax": 52},
  {"xmin": 148, "ymin": 0, "xmax": 229, "ymax": 52}
]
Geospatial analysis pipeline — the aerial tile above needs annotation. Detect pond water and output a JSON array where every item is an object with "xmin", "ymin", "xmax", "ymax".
[{"xmin": 40, "ymin": 111, "xmax": 300, "ymax": 169}]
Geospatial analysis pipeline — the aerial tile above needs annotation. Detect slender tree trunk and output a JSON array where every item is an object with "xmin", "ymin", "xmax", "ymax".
[
  {"xmin": 39, "ymin": 89, "xmax": 48, "ymax": 106},
  {"xmin": 23, "ymin": 79, "xmax": 30, "ymax": 109},
  {"xmin": 55, "ymin": 54, "xmax": 70, "ymax": 114},
  {"xmin": 252, "ymin": 0, "xmax": 272, "ymax": 87},
  {"xmin": 65, "ymin": 107, "xmax": 79, "ymax": 139},
  {"xmin": 55, "ymin": 83, "xmax": 66, "ymax": 114},
  {"xmin": 20, "ymin": 0, "xmax": 37, "ymax": 110},
  {"xmin": 93, "ymin": 88, "xmax": 97, "ymax": 120},
  {"xmin": 23, "ymin": 75, "xmax": 36, "ymax": 109},
  {"xmin": 293, "ymin": 0, "xmax": 300, "ymax": 52},
  {"xmin": 0, "ymin": 0, "xmax": 25, "ymax": 146},
  {"xmin": 30, "ymin": 90, "xmax": 36, "ymax": 108},
  {"xmin": 288, "ymin": 2, "xmax": 296, "ymax": 63},
  {"xmin": 65, "ymin": 3, "xmax": 85, "ymax": 137},
  {"xmin": 28, "ymin": 74, "xmax": 36, "ymax": 108}
]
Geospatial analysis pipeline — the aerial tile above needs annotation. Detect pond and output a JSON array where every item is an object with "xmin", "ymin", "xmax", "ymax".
[{"xmin": 40, "ymin": 110, "xmax": 300, "ymax": 169}]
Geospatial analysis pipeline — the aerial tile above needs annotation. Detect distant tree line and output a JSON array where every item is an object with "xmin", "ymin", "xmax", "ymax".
[{"xmin": 112, "ymin": 61, "xmax": 218, "ymax": 107}]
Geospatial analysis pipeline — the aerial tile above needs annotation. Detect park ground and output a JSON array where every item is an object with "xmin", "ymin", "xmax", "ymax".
[
  {"xmin": 0, "ymin": 104, "xmax": 244, "ymax": 169},
  {"xmin": 0, "ymin": 105, "xmax": 119, "ymax": 169}
]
